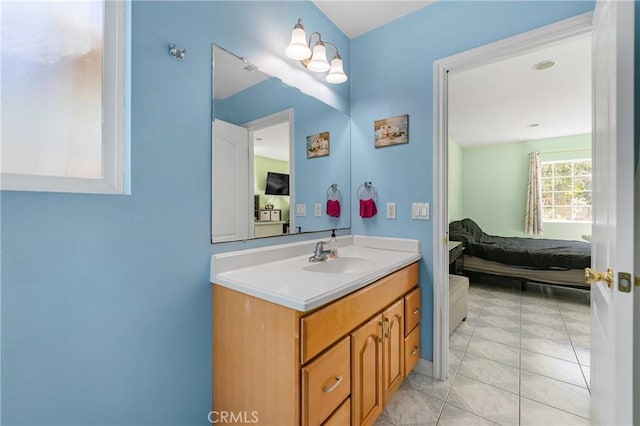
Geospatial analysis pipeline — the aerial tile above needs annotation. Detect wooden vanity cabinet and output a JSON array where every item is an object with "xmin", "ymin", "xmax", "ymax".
[
  {"xmin": 212, "ymin": 262, "xmax": 420, "ymax": 426},
  {"xmin": 351, "ymin": 314, "xmax": 384, "ymax": 426},
  {"xmin": 382, "ymin": 299, "xmax": 405, "ymax": 404},
  {"xmin": 403, "ymin": 288, "xmax": 421, "ymax": 376}
]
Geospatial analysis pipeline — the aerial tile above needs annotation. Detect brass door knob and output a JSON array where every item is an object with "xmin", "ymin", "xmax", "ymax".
[{"xmin": 585, "ymin": 267, "xmax": 613, "ymax": 287}]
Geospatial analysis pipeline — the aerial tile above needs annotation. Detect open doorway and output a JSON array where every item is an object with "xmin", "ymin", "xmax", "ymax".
[
  {"xmin": 245, "ymin": 110, "xmax": 294, "ymax": 238},
  {"xmin": 432, "ymin": 11, "xmax": 595, "ymax": 422}
]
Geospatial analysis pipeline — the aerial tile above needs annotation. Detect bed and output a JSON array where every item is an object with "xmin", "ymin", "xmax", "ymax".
[{"xmin": 449, "ymin": 218, "xmax": 591, "ymax": 288}]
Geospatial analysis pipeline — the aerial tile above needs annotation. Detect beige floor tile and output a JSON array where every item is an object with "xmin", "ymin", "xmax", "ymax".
[
  {"xmin": 457, "ymin": 353, "xmax": 519, "ymax": 394},
  {"xmin": 447, "ymin": 375, "xmax": 519, "ymax": 426},
  {"xmin": 437, "ymin": 403, "xmax": 499, "ymax": 426},
  {"xmin": 521, "ymin": 323, "xmax": 570, "ymax": 343},
  {"xmin": 521, "ymin": 303, "xmax": 560, "ymax": 315},
  {"xmin": 477, "ymin": 314, "xmax": 520, "ymax": 330},
  {"xmin": 406, "ymin": 371, "xmax": 454, "ymax": 401},
  {"xmin": 374, "ymin": 414, "xmax": 394, "ymax": 426},
  {"xmin": 382, "ymin": 383, "xmax": 445, "ymax": 426},
  {"xmin": 449, "ymin": 330, "xmax": 471, "ymax": 351},
  {"xmin": 472, "ymin": 325, "xmax": 520, "ymax": 347},
  {"xmin": 521, "ymin": 371, "xmax": 591, "ymax": 419},
  {"xmin": 520, "ymin": 350, "xmax": 587, "ymax": 388},
  {"xmin": 520, "ymin": 335, "xmax": 577, "ymax": 362},
  {"xmin": 574, "ymin": 345, "xmax": 590, "ymax": 366},
  {"xmin": 483, "ymin": 305, "xmax": 521, "ymax": 317},
  {"xmin": 520, "ymin": 397, "xmax": 592, "ymax": 426},
  {"xmin": 466, "ymin": 335, "xmax": 520, "ymax": 368},
  {"xmin": 581, "ymin": 365, "xmax": 591, "ymax": 390}
]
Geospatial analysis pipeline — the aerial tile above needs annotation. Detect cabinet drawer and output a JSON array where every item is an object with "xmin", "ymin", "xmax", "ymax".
[
  {"xmin": 404, "ymin": 287, "xmax": 421, "ymax": 335},
  {"xmin": 404, "ymin": 325, "xmax": 420, "ymax": 377},
  {"xmin": 302, "ymin": 337, "xmax": 351, "ymax": 426},
  {"xmin": 301, "ymin": 263, "xmax": 419, "ymax": 363},
  {"xmin": 322, "ymin": 397, "xmax": 350, "ymax": 426}
]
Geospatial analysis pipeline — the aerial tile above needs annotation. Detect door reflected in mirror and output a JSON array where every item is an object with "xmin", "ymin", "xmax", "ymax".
[{"xmin": 211, "ymin": 45, "xmax": 350, "ymax": 243}]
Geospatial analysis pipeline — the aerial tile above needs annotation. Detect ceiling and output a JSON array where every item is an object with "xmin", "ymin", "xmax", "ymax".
[
  {"xmin": 449, "ymin": 35, "xmax": 592, "ymax": 147},
  {"xmin": 253, "ymin": 122, "xmax": 290, "ymax": 163},
  {"xmin": 312, "ymin": 0, "xmax": 433, "ymax": 38},
  {"xmin": 213, "ymin": 45, "xmax": 268, "ymax": 100}
]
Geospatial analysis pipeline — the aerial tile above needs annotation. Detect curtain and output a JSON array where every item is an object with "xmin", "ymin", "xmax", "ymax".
[{"xmin": 524, "ymin": 152, "xmax": 544, "ymax": 235}]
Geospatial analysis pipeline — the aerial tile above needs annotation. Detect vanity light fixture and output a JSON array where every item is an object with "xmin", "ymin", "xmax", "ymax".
[{"xmin": 285, "ymin": 18, "xmax": 348, "ymax": 84}]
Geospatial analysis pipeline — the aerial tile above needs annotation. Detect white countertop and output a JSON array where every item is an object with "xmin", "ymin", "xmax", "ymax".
[{"xmin": 210, "ymin": 235, "xmax": 422, "ymax": 311}]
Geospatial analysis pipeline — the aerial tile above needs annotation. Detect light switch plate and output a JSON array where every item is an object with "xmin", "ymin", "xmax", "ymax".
[
  {"xmin": 296, "ymin": 204, "xmax": 306, "ymax": 216},
  {"xmin": 386, "ymin": 202, "xmax": 396, "ymax": 219},
  {"xmin": 412, "ymin": 202, "xmax": 429, "ymax": 220},
  {"xmin": 314, "ymin": 203, "xmax": 322, "ymax": 217}
]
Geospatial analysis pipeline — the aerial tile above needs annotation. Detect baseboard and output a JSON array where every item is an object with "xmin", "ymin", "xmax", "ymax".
[{"xmin": 413, "ymin": 358, "xmax": 434, "ymax": 378}]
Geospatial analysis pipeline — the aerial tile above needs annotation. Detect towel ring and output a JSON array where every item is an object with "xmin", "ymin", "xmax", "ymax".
[
  {"xmin": 326, "ymin": 184, "xmax": 341, "ymax": 200},
  {"xmin": 357, "ymin": 181, "xmax": 376, "ymax": 200}
]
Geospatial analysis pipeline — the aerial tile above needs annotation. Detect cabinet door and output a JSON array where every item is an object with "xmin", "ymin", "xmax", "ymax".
[
  {"xmin": 382, "ymin": 299, "xmax": 404, "ymax": 404},
  {"xmin": 351, "ymin": 314, "xmax": 383, "ymax": 426}
]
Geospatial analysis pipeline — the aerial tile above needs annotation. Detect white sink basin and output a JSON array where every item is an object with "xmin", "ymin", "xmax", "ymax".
[{"xmin": 302, "ymin": 256, "xmax": 377, "ymax": 274}]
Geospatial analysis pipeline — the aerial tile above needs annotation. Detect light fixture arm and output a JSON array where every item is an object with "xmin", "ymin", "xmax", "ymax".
[{"xmin": 323, "ymin": 41, "xmax": 341, "ymax": 59}]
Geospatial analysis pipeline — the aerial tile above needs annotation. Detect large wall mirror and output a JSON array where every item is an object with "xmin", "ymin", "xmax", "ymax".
[{"xmin": 211, "ymin": 45, "xmax": 351, "ymax": 243}]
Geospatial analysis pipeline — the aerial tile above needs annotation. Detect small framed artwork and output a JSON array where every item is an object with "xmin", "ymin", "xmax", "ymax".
[
  {"xmin": 374, "ymin": 114, "xmax": 409, "ymax": 148},
  {"xmin": 306, "ymin": 131, "xmax": 330, "ymax": 158}
]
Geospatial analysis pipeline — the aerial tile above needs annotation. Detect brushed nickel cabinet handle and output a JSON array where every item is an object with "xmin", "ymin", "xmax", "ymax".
[
  {"xmin": 412, "ymin": 308, "xmax": 420, "ymax": 315},
  {"xmin": 322, "ymin": 376, "xmax": 343, "ymax": 393},
  {"xmin": 411, "ymin": 346, "xmax": 419, "ymax": 355}
]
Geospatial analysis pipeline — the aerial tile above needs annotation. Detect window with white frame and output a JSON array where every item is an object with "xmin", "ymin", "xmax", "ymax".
[
  {"xmin": 541, "ymin": 159, "xmax": 592, "ymax": 222},
  {"xmin": 1, "ymin": 1, "xmax": 125, "ymax": 194}
]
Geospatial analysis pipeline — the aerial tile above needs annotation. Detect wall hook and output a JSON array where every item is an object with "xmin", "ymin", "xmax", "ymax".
[{"xmin": 169, "ymin": 44, "xmax": 186, "ymax": 60}]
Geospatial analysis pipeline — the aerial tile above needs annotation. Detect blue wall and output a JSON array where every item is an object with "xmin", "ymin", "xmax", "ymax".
[
  {"xmin": 5, "ymin": 1, "xmax": 627, "ymax": 425},
  {"xmin": 0, "ymin": 2, "xmax": 348, "ymax": 425},
  {"xmin": 349, "ymin": 0, "xmax": 595, "ymax": 360}
]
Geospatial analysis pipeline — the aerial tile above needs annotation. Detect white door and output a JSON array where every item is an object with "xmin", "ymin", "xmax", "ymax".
[
  {"xmin": 590, "ymin": 0, "xmax": 635, "ymax": 424},
  {"xmin": 212, "ymin": 119, "xmax": 250, "ymax": 242}
]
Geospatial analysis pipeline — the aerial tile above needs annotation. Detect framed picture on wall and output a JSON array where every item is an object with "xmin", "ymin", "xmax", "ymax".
[
  {"xmin": 306, "ymin": 131, "xmax": 330, "ymax": 158},
  {"xmin": 374, "ymin": 114, "xmax": 409, "ymax": 148}
]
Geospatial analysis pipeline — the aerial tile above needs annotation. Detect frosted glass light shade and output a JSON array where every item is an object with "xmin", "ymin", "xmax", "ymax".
[
  {"xmin": 285, "ymin": 27, "xmax": 311, "ymax": 60},
  {"xmin": 326, "ymin": 57, "xmax": 347, "ymax": 84},
  {"xmin": 307, "ymin": 43, "xmax": 330, "ymax": 72}
]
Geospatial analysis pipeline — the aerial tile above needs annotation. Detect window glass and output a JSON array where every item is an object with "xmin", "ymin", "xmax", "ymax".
[
  {"xmin": 1, "ymin": 2, "xmax": 104, "ymax": 179},
  {"xmin": 541, "ymin": 159, "xmax": 592, "ymax": 222}
]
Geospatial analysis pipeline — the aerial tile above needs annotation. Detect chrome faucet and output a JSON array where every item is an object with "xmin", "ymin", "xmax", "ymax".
[{"xmin": 308, "ymin": 241, "xmax": 335, "ymax": 262}]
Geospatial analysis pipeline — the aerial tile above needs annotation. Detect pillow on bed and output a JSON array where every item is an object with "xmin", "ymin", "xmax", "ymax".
[{"xmin": 449, "ymin": 218, "xmax": 490, "ymax": 244}]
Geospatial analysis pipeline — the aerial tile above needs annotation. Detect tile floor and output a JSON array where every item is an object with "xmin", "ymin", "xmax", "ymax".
[{"xmin": 376, "ymin": 278, "xmax": 592, "ymax": 426}]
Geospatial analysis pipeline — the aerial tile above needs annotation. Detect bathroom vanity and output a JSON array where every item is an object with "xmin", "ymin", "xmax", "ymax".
[{"xmin": 210, "ymin": 236, "xmax": 422, "ymax": 425}]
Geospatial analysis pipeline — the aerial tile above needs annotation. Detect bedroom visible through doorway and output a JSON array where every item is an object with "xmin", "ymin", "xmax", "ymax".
[{"xmin": 432, "ymin": 12, "xmax": 594, "ymax": 423}]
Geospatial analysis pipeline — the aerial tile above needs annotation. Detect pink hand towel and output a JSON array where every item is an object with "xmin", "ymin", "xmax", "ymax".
[
  {"xmin": 359, "ymin": 198, "xmax": 377, "ymax": 218},
  {"xmin": 326, "ymin": 199, "xmax": 341, "ymax": 218}
]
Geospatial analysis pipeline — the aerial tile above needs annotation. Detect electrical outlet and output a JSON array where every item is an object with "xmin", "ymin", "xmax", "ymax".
[
  {"xmin": 314, "ymin": 203, "xmax": 322, "ymax": 217},
  {"xmin": 386, "ymin": 202, "xmax": 396, "ymax": 219},
  {"xmin": 296, "ymin": 204, "xmax": 306, "ymax": 216}
]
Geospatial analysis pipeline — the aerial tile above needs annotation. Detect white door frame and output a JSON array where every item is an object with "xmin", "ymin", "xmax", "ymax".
[
  {"xmin": 243, "ymin": 108, "xmax": 295, "ymax": 236},
  {"xmin": 432, "ymin": 12, "xmax": 593, "ymax": 381}
]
